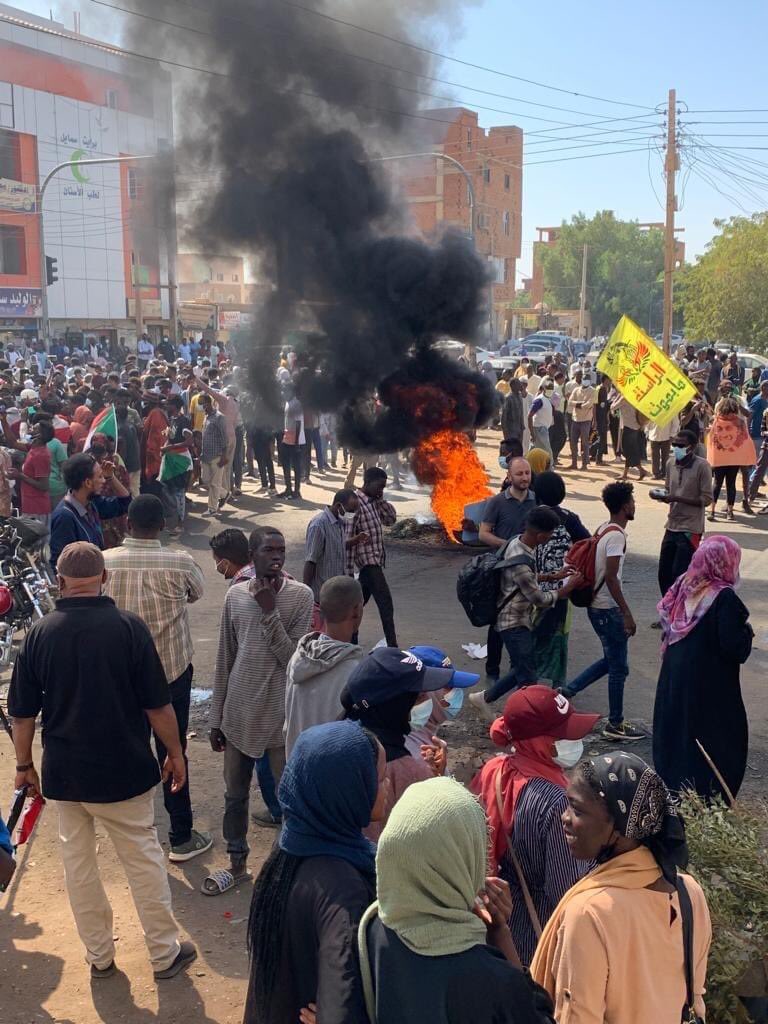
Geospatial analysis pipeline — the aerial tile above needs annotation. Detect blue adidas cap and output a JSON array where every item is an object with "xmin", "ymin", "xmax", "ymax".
[{"xmin": 408, "ymin": 646, "xmax": 480, "ymax": 689}]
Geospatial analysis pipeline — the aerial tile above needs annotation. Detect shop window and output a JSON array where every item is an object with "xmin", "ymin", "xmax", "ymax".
[{"xmin": 0, "ymin": 226, "xmax": 26, "ymax": 274}]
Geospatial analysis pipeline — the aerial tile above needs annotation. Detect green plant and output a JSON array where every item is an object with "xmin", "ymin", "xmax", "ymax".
[{"xmin": 680, "ymin": 792, "xmax": 768, "ymax": 1023}]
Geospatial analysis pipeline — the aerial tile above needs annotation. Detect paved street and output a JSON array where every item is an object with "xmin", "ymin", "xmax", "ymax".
[{"xmin": 1, "ymin": 429, "xmax": 766, "ymax": 1023}]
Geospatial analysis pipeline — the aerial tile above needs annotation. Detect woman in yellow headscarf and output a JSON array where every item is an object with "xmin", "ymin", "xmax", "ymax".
[{"xmin": 526, "ymin": 447, "xmax": 551, "ymax": 483}]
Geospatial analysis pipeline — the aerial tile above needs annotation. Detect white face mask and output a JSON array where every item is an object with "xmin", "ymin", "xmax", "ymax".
[
  {"xmin": 340, "ymin": 509, "xmax": 357, "ymax": 523},
  {"xmin": 553, "ymin": 738, "xmax": 584, "ymax": 769},
  {"xmin": 409, "ymin": 697, "xmax": 433, "ymax": 730}
]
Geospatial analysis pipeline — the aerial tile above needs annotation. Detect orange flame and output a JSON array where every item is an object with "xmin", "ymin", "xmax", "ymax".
[{"xmin": 412, "ymin": 429, "xmax": 492, "ymax": 540}]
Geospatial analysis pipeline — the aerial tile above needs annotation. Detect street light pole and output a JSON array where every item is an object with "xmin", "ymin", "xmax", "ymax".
[{"xmin": 37, "ymin": 154, "xmax": 155, "ymax": 343}]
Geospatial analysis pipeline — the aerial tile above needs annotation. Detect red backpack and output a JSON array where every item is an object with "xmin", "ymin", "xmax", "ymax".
[{"xmin": 564, "ymin": 524, "xmax": 626, "ymax": 608}]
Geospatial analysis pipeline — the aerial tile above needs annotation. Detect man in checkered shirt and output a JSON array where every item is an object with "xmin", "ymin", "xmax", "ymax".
[{"xmin": 350, "ymin": 466, "xmax": 398, "ymax": 646}]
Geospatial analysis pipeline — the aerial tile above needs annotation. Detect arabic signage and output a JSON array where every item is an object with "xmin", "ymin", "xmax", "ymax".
[
  {"xmin": 0, "ymin": 178, "xmax": 36, "ymax": 213},
  {"xmin": 126, "ymin": 298, "xmax": 163, "ymax": 319},
  {"xmin": 217, "ymin": 309, "xmax": 253, "ymax": 331},
  {"xmin": 597, "ymin": 315, "xmax": 696, "ymax": 427},
  {"xmin": 0, "ymin": 288, "xmax": 42, "ymax": 318},
  {"xmin": 179, "ymin": 303, "xmax": 215, "ymax": 329}
]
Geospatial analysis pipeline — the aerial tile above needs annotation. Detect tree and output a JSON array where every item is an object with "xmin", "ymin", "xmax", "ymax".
[
  {"xmin": 537, "ymin": 211, "xmax": 665, "ymax": 335},
  {"xmin": 680, "ymin": 213, "xmax": 768, "ymax": 353}
]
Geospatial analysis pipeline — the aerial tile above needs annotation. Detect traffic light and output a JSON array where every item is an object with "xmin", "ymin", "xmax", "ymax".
[{"xmin": 45, "ymin": 255, "xmax": 58, "ymax": 286}]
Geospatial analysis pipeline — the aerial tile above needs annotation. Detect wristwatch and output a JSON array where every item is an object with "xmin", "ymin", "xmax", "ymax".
[{"xmin": 15, "ymin": 762, "xmax": 33, "ymax": 771}]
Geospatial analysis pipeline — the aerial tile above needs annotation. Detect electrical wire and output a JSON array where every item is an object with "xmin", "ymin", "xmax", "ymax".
[
  {"xmin": 95, "ymin": 0, "xmax": 658, "ymax": 125},
  {"xmin": 88, "ymin": 0, "xmax": 658, "ymax": 130},
  {"xmin": 268, "ymin": 0, "xmax": 655, "ymax": 110}
]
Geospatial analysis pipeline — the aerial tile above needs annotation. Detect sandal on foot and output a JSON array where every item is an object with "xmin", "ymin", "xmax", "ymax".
[{"xmin": 200, "ymin": 868, "xmax": 249, "ymax": 896}]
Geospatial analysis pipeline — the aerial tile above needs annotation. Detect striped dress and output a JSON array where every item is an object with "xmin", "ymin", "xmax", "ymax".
[
  {"xmin": 209, "ymin": 578, "xmax": 314, "ymax": 757},
  {"xmin": 502, "ymin": 776, "xmax": 594, "ymax": 966}
]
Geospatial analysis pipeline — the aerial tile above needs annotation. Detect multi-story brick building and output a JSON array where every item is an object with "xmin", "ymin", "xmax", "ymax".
[
  {"xmin": 396, "ymin": 107, "xmax": 523, "ymax": 341},
  {"xmin": 0, "ymin": 2, "xmax": 174, "ymax": 349}
]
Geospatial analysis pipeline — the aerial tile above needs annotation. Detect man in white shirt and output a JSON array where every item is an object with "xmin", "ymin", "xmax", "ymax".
[
  {"xmin": 527, "ymin": 385, "xmax": 554, "ymax": 456},
  {"xmin": 560, "ymin": 480, "xmax": 645, "ymax": 742},
  {"xmin": 647, "ymin": 413, "xmax": 680, "ymax": 480},
  {"xmin": 568, "ymin": 371, "xmax": 597, "ymax": 470}
]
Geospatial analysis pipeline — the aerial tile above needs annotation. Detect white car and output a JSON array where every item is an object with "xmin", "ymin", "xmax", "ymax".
[{"xmin": 735, "ymin": 352, "xmax": 768, "ymax": 371}]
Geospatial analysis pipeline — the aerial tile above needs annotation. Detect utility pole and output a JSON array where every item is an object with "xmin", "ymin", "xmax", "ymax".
[
  {"xmin": 662, "ymin": 89, "xmax": 678, "ymax": 354},
  {"xmin": 577, "ymin": 243, "xmax": 588, "ymax": 341}
]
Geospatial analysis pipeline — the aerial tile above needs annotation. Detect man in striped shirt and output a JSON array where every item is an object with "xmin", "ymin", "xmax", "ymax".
[
  {"xmin": 207, "ymin": 526, "xmax": 313, "ymax": 891},
  {"xmin": 103, "ymin": 495, "xmax": 210, "ymax": 863},
  {"xmin": 351, "ymin": 467, "xmax": 398, "ymax": 647}
]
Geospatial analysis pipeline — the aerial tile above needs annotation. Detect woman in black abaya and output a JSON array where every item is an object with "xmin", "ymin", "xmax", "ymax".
[{"xmin": 653, "ymin": 535, "xmax": 753, "ymax": 801}]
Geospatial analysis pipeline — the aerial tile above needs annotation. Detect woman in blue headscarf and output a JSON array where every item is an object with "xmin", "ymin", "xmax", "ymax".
[{"xmin": 244, "ymin": 720, "xmax": 388, "ymax": 1024}]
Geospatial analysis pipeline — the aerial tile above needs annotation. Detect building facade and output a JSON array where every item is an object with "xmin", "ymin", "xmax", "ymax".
[
  {"xmin": 397, "ymin": 107, "xmax": 523, "ymax": 341},
  {"xmin": 0, "ymin": 3, "xmax": 174, "ymax": 349}
]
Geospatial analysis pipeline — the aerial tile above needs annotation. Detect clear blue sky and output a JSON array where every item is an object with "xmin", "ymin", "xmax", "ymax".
[{"xmin": 13, "ymin": 0, "xmax": 768, "ymax": 280}]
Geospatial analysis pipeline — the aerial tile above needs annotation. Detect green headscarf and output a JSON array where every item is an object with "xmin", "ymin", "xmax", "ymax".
[{"xmin": 372, "ymin": 776, "xmax": 488, "ymax": 956}]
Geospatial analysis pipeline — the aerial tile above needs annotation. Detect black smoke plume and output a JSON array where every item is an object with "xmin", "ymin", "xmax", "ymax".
[{"xmin": 124, "ymin": 0, "xmax": 493, "ymax": 450}]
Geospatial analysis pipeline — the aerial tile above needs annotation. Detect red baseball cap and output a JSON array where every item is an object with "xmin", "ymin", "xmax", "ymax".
[{"xmin": 491, "ymin": 685, "xmax": 600, "ymax": 746}]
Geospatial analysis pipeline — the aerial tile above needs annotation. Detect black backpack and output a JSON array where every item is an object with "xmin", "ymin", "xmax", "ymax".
[{"xmin": 457, "ymin": 547, "xmax": 536, "ymax": 627}]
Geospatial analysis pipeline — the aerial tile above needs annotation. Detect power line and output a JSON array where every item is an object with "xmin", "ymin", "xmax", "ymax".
[
  {"xmin": 89, "ymin": 0, "xmax": 658, "ymax": 130},
  {"xmin": 268, "ymin": 0, "xmax": 654, "ymax": 110},
  {"xmin": 125, "ymin": 0, "xmax": 659, "ymax": 124}
]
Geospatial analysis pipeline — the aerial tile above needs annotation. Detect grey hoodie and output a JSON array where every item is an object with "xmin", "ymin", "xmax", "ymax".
[{"xmin": 284, "ymin": 632, "xmax": 364, "ymax": 757}]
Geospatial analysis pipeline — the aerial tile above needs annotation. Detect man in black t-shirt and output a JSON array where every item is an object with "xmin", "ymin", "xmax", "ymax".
[{"xmin": 8, "ymin": 542, "xmax": 197, "ymax": 981}]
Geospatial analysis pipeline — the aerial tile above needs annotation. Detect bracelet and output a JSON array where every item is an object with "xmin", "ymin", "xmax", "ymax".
[{"xmin": 15, "ymin": 762, "xmax": 33, "ymax": 772}]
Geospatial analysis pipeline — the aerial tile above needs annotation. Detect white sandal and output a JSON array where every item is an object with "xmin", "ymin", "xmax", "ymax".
[{"xmin": 200, "ymin": 869, "xmax": 237, "ymax": 896}]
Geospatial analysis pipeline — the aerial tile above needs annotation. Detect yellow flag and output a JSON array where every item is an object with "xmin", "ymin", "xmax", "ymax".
[{"xmin": 597, "ymin": 315, "xmax": 696, "ymax": 427}]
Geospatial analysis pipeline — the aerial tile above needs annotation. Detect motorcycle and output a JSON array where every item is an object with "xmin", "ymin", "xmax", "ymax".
[{"xmin": 0, "ymin": 516, "xmax": 56, "ymax": 669}]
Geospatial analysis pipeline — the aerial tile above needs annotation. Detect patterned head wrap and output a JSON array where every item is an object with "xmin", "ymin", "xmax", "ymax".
[{"xmin": 581, "ymin": 751, "xmax": 689, "ymax": 883}]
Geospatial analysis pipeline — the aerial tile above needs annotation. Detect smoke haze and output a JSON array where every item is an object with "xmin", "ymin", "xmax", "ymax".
[{"xmin": 124, "ymin": 0, "xmax": 494, "ymax": 450}]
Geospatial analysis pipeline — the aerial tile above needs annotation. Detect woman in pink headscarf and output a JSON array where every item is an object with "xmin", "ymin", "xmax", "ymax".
[{"xmin": 653, "ymin": 535, "xmax": 753, "ymax": 800}]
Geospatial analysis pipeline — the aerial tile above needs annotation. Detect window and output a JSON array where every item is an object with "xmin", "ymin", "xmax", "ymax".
[
  {"xmin": 106, "ymin": 89, "xmax": 118, "ymax": 109},
  {"xmin": 504, "ymin": 173, "xmax": 510, "ymax": 190},
  {"xmin": 0, "ymin": 128, "xmax": 20, "ymax": 180},
  {"xmin": 0, "ymin": 83, "xmax": 13, "ymax": 129},
  {"xmin": 503, "ymin": 211, "xmax": 511, "ymax": 236},
  {"xmin": 216, "ymin": 273, "xmax": 224, "ymax": 281},
  {"xmin": 466, "ymin": 128, "xmax": 472, "ymax": 151},
  {"xmin": 0, "ymin": 225, "xmax": 26, "ymax": 274},
  {"xmin": 482, "ymin": 167, "xmax": 490, "ymax": 184},
  {"xmin": 127, "ymin": 168, "xmax": 138, "ymax": 200},
  {"xmin": 476, "ymin": 213, "xmax": 490, "ymax": 230},
  {"xmin": 232, "ymin": 273, "xmax": 239, "ymax": 282}
]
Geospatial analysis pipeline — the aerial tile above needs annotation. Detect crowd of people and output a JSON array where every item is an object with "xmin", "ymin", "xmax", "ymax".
[
  {"xmin": 491, "ymin": 344, "xmax": 768, "ymax": 520},
  {"xmin": 0, "ymin": 330, "xmax": 760, "ymax": 1022}
]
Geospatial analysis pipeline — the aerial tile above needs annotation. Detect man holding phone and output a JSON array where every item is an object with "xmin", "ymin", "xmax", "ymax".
[{"xmin": 206, "ymin": 527, "xmax": 313, "ymax": 895}]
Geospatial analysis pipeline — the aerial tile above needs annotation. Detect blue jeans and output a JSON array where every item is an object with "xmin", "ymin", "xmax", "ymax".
[
  {"xmin": 564, "ymin": 606, "xmax": 628, "ymax": 725},
  {"xmin": 484, "ymin": 627, "xmax": 537, "ymax": 702}
]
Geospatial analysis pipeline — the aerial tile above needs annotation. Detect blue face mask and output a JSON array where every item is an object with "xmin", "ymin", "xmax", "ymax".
[
  {"xmin": 409, "ymin": 697, "xmax": 433, "ymax": 730},
  {"xmin": 498, "ymin": 456, "xmax": 509, "ymax": 470},
  {"xmin": 442, "ymin": 687, "xmax": 464, "ymax": 719},
  {"xmin": 672, "ymin": 445, "xmax": 689, "ymax": 462}
]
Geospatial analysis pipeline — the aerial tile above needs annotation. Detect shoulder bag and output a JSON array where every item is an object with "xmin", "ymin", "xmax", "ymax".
[{"xmin": 676, "ymin": 876, "xmax": 705, "ymax": 1024}]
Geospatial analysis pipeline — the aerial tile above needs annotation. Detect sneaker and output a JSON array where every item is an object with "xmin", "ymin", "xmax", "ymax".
[
  {"xmin": 168, "ymin": 830, "xmax": 213, "ymax": 863},
  {"xmin": 650, "ymin": 620, "xmax": 662, "ymax": 630},
  {"xmin": 218, "ymin": 492, "xmax": 231, "ymax": 509},
  {"xmin": 602, "ymin": 720, "xmax": 646, "ymax": 742},
  {"xmin": 153, "ymin": 941, "xmax": 197, "ymax": 981},
  {"xmin": 251, "ymin": 809, "xmax": 282, "ymax": 828},
  {"xmin": 91, "ymin": 961, "xmax": 117, "ymax": 980},
  {"xmin": 201, "ymin": 509, "xmax": 217, "ymax": 517},
  {"xmin": 469, "ymin": 690, "xmax": 497, "ymax": 722}
]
